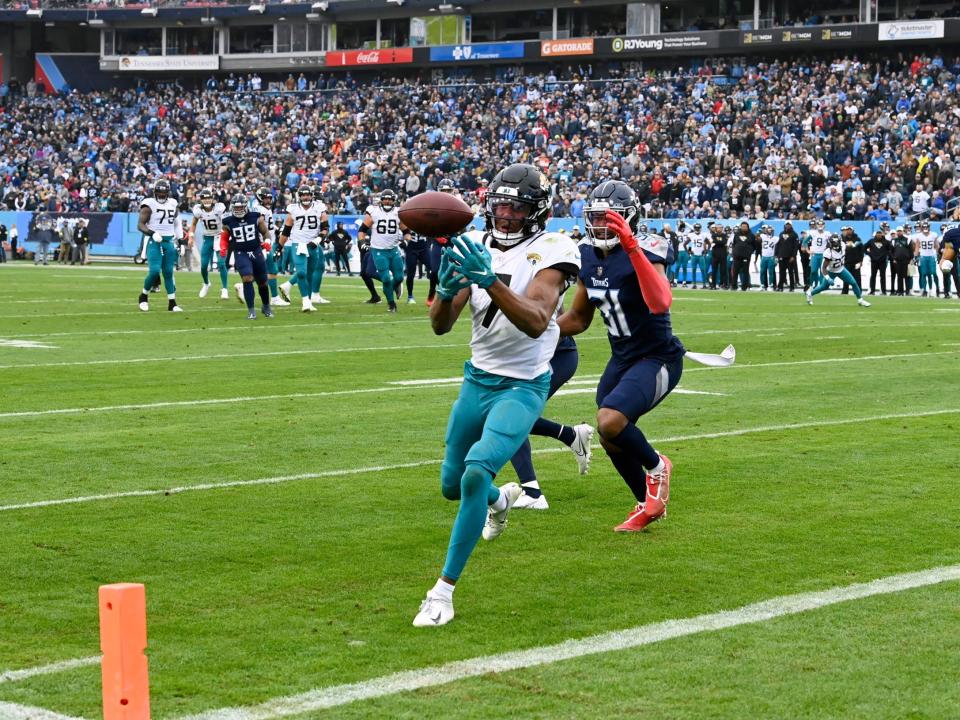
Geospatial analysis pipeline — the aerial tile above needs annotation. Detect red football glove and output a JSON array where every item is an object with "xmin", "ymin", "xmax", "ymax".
[
  {"xmin": 219, "ymin": 249, "xmax": 227, "ymax": 258},
  {"xmin": 604, "ymin": 210, "xmax": 639, "ymax": 254},
  {"xmin": 262, "ymin": 241, "xmax": 272, "ymax": 253},
  {"xmin": 604, "ymin": 210, "xmax": 672, "ymax": 314},
  {"xmin": 436, "ymin": 236, "xmax": 449, "ymax": 245}
]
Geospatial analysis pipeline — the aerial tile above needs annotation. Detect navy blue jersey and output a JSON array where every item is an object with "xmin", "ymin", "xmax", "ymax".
[
  {"xmin": 222, "ymin": 212, "xmax": 263, "ymax": 252},
  {"xmin": 579, "ymin": 242, "xmax": 685, "ymax": 364},
  {"xmin": 942, "ymin": 227, "xmax": 960, "ymax": 254}
]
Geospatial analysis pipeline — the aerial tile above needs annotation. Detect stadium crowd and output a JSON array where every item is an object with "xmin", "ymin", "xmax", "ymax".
[{"xmin": 1, "ymin": 52, "xmax": 959, "ymax": 224}]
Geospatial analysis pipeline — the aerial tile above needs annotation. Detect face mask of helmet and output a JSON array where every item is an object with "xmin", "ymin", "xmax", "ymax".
[
  {"xmin": 298, "ymin": 189, "xmax": 313, "ymax": 206},
  {"xmin": 155, "ymin": 182, "xmax": 170, "ymax": 201},
  {"xmin": 200, "ymin": 191, "xmax": 213, "ymax": 209},
  {"xmin": 486, "ymin": 197, "xmax": 535, "ymax": 244},
  {"xmin": 232, "ymin": 196, "xmax": 247, "ymax": 218},
  {"xmin": 380, "ymin": 192, "xmax": 396, "ymax": 210}
]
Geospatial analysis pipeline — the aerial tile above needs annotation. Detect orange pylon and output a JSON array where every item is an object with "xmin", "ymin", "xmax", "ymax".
[{"xmin": 99, "ymin": 583, "xmax": 150, "ymax": 720}]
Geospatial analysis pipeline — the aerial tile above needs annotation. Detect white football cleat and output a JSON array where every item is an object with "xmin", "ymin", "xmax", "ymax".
[
  {"xmin": 805, "ymin": 289, "xmax": 813, "ymax": 305},
  {"xmin": 198, "ymin": 283, "xmax": 210, "ymax": 298},
  {"xmin": 857, "ymin": 298, "xmax": 871, "ymax": 307},
  {"xmin": 272, "ymin": 296, "xmax": 290, "ymax": 307},
  {"xmin": 407, "ymin": 297, "xmax": 417, "ymax": 305},
  {"xmin": 138, "ymin": 301, "xmax": 149, "ymax": 312},
  {"xmin": 301, "ymin": 298, "xmax": 316, "ymax": 313},
  {"xmin": 569, "ymin": 423, "xmax": 594, "ymax": 475},
  {"xmin": 278, "ymin": 282, "xmax": 292, "ymax": 302},
  {"xmin": 482, "ymin": 482, "xmax": 521, "ymax": 541},
  {"xmin": 311, "ymin": 293, "xmax": 331, "ymax": 304},
  {"xmin": 513, "ymin": 492, "xmax": 549, "ymax": 510},
  {"xmin": 220, "ymin": 288, "xmax": 230, "ymax": 300},
  {"xmin": 412, "ymin": 591, "xmax": 454, "ymax": 627},
  {"xmin": 235, "ymin": 282, "xmax": 244, "ymax": 303},
  {"xmin": 170, "ymin": 305, "xmax": 183, "ymax": 313}
]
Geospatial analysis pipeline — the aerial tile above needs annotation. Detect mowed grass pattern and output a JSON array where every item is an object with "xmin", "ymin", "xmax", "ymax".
[{"xmin": 0, "ymin": 263, "xmax": 958, "ymax": 719}]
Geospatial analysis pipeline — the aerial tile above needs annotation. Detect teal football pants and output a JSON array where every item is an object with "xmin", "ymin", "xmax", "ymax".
[
  {"xmin": 142, "ymin": 237, "xmax": 177, "ymax": 294},
  {"xmin": 289, "ymin": 246, "xmax": 318, "ymax": 299},
  {"xmin": 372, "ymin": 247, "xmax": 405, "ymax": 304},
  {"xmin": 760, "ymin": 257, "xmax": 777, "ymax": 288},
  {"xmin": 439, "ymin": 365, "xmax": 550, "ymax": 581},
  {"xmin": 811, "ymin": 268, "xmax": 862, "ymax": 299}
]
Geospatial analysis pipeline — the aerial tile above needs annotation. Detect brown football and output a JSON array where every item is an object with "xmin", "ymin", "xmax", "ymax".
[{"xmin": 398, "ymin": 191, "xmax": 475, "ymax": 238}]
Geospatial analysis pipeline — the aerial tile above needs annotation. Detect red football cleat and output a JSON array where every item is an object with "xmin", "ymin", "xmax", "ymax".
[{"xmin": 613, "ymin": 454, "xmax": 672, "ymax": 532}]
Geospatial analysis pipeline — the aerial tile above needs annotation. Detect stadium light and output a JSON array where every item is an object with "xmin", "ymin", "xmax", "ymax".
[
  {"xmin": 249, "ymin": 3, "xmax": 266, "ymax": 12},
  {"xmin": 305, "ymin": 12, "xmax": 321, "ymax": 19},
  {"xmin": 26, "ymin": 7, "xmax": 42, "ymax": 17},
  {"xmin": 200, "ymin": 15, "xmax": 217, "ymax": 23},
  {"xmin": 386, "ymin": 0, "xmax": 405, "ymax": 5},
  {"xmin": 89, "ymin": 17, "xmax": 105, "ymax": 26},
  {"xmin": 140, "ymin": 6, "xmax": 158, "ymax": 15},
  {"xmin": 312, "ymin": 1, "xmax": 329, "ymax": 10}
]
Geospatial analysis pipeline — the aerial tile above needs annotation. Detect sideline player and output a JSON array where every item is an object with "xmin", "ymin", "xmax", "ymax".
[
  {"xmin": 251, "ymin": 187, "xmax": 288, "ymax": 307},
  {"xmin": 808, "ymin": 218, "xmax": 830, "ymax": 289},
  {"xmin": 358, "ymin": 189, "xmax": 409, "ymax": 313},
  {"xmin": 137, "ymin": 179, "xmax": 182, "ymax": 312},
  {"xmin": 278, "ymin": 186, "xmax": 328, "ymax": 313},
  {"xmin": 939, "ymin": 223, "xmax": 960, "ymax": 297},
  {"xmin": 191, "ymin": 189, "xmax": 228, "ymax": 299},
  {"xmin": 805, "ymin": 234, "xmax": 871, "ymax": 307},
  {"xmin": 912, "ymin": 220, "xmax": 940, "ymax": 297},
  {"xmin": 413, "ymin": 164, "xmax": 580, "ymax": 626},
  {"xmin": 221, "ymin": 194, "xmax": 274, "ymax": 319},
  {"xmin": 687, "ymin": 222, "xmax": 710, "ymax": 289},
  {"xmin": 558, "ymin": 180, "xmax": 681, "ymax": 532}
]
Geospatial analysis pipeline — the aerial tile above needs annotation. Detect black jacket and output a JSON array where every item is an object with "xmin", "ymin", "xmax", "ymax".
[
  {"xmin": 328, "ymin": 228, "xmax": 352, "ymax": 252},
  {"xmin": 776, "ymin": 229, "xmax": 799, "ymax": 259},
  {"xmin": 731, "ymin": 229, "xmax": 756, "ymax": 259},
  {"xmin": 865, "ymin": 237, "xmax": 890, "ymax": 263},
  {"xmin": 843, "ymin": 241, "xmax": 864, "ymax": 267}
]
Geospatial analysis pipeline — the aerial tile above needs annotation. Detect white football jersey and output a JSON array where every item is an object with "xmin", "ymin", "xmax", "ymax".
[
  {"xmin": 914, "ymin": 231, "xmax": 938, "ymax": 257},
  {"xmin": 192, "ymin": 203, "xmax": 225, "ymax": 237},
  {"xmin": 141, "ymin": 197, "xmax": 180, "ymax": 236},
  {"xmin": 286, "ymin": 202, "xmax": 327, "ymax": 252},
  {"xmin": 759, "ymin": 233, "xmax": 778, "ymax": 257},
  {"xmin": 367, "ymin": 205, "xmax": 403, "ymax": 250},
  {"xmin": 688, "ymin": 232, "xmax": 709, "ymax": 255},
  {"xmin": 467, "ymin": 230, "xmax": 581, "ymax": 380},
  {"xmin": 822, "ymin": 245, "xmax": 845, "ymax": 274},
  {"xmin": 809, "ymin": 231, "xmax": 830, "ymax": 254},
  {"xmin": 253, "ymin": 203, "xmax": 278, "ymax": 236}
]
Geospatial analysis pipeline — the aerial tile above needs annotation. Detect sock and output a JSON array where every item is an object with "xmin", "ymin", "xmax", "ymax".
[
  {"xmin": 490, "ymin": 487, "xmax": 508, "ymax": 512},
  {"xmin": 268, "ymin": 278, "xmax": 278, "ymax": 297},
  {"xmin": 138, "ymin": 292, "xmax": 148, "ymax": 304},
  {"xmin": 257, "ymin": 282, "xmax": 271, "ymax": 307},
  {"xmin": 520, "ymin": 480, "xmax": 542, "ymax": 498},
  {"xmin": 219, "ymin": 261, "xmax": 229, "ymax": 289},
  {"xmin": 383, "ymin": 279, "xmax": 395, "ymax": 304},
  {"xmin": 243, "ymin": 281, "xmax": 255, "ymax": 310},
  {"xmin": 432, "ymin": 578, "xmax": 455, "ymax": 599},
  {"xmin": 428, "ymin": 276, "xmax": 437, "ymax": 300},
  {"xmin": 648, "ymin": 456, "xmax": 665, "ymax": 476},
  {"xmin": 167, "ymin": 298, "xmax": 178, "ymax": 310},
  {"xmin": 530, "ymin": 418, "xmax": 576, "ymax": 446},
  {"xmin": 606, "ymin": 449, "xmax": 648, "ymax": 503},
  {"xmin": 200, "ymin": 266, "xmax": 209, "ymax": 284},
  {"xmin": 509, "ymin": 438, "xmax": 536, "ymax": 485}
]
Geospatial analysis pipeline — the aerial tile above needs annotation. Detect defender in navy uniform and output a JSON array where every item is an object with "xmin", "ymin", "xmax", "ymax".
[
  {"xmin": 559, "ymin": 180, "xmax": 684, "ymax": 532},
  {"xmin": 426, "ymin": 178, "xmax": 459, "ymax": 307},
  {"xmin": 403, "ymin": 229, "xmax": 430, "ymax": 305},
  {"xmin": 220, "ymin": 194, "xmax": 274, "ymax": 320}
]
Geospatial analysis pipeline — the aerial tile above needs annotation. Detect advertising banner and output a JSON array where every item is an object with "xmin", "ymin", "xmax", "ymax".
[
  {"xmin": 324, "ymin": 47, "xmax": 414, "ymax": 67},
  {"xmin": 429, "ymin": 42, "xmax": 525, "ymax": 62},
  {"xmin": 878, "ymin": 20, "xmax": 945, "ymax": 41},
  {"xmin": 117, "ymin": 55, "xmax": 219, "ymax": 71},
  {"xmin": 540, "ymin": 38, "xmax": 594, "ymax": 57},
  {"xmin": 609, "ymin": 32, "xmax": 722, "ymax": 53}
]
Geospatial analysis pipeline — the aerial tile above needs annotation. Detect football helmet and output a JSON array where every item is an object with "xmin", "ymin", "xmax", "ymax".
[
  {"xmin": 154, "ymin": 179, "xmax": 171, "ymax": 202},
  {"xmin": 828, "ymin": 234, "xmax": 842, "ymax": 251},
  {"xmin": 920, "ymin": 219, "xmax": 930, "ymax": 231},
  {"xmin": 256, "ymin": 187, "xmax": 273, "ymax": 207},
  {"xmin": 437, "ymin": 178, "xmax": 456, "ymax": 194},
  {"xmin": 379, "ymin": 189, "xmax": 398, "ymax": 211},
  {"xmin": 199, "ymin": 188, "xmax": 214, "ymax": 209},
  {"xmin": 297, "ymin": 185, "xmax": 314, "ymax": 206},
  {"xmin": 693, "ymin": 221, "xmax": 702, "ymax": 231},
  {"xmin": 484, "ymin": 163, "xmax": 552, "ymax": 246},
  {"xmin": 230, "ymin": 194, "xmax": 247, "ymax": 218},
  {"xmin": 583, "ymin": 180, "xmax": 639, "ymax": 250}
]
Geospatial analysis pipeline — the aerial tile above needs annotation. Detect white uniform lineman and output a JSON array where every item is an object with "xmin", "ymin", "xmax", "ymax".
[
  {"xmin": 279, "ymin": 194, "xmax": 328, "ymax": 311},
  {"xmin": 367, "ymin": 205, "xmax": 404, "ymax": 250},
  {"xmin": 137, "ymin": 180, "xmax": 182, "ymax": 312}
]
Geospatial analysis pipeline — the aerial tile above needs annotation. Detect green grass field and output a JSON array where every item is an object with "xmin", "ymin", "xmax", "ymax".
[{"xmin": 1, "ymin": 262, "xmax": 958, "ymax": 720}]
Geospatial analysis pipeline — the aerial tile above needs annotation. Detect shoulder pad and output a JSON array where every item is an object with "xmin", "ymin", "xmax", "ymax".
[
  {"xmin": 192, "ymin": 205, "xmax": 201, "ymax": 215},
  {"xmin": 285, "ymin": 204, "xmax": 299, "ymax": 215},
  {"xmin": 637, "ymin": 232, "xmax": 670, "ymax": 260}
]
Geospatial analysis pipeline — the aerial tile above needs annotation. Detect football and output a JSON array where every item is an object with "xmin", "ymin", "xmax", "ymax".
[{"xmin": 398, "ymin": 191, "xmax": 475, "ymax": 238}]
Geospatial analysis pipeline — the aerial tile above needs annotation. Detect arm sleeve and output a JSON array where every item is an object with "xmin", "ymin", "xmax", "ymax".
[
  {"xmin": 628, "ymin": 234, "xmax": 672, "ymax": 314},
  {"xmin": 219, "ymin": 229, "xmax": 230, "ymax": 256}
]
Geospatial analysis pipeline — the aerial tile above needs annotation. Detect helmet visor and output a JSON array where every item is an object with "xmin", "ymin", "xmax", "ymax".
[{"xmin": 487, "ymin": 197, "xmax": 532, "ymax": 235}]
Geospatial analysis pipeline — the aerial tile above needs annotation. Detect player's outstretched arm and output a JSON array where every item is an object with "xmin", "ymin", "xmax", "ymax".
[
  {"xmin": 604, "ymin": 211, "xmax": 672, "ymax": 314},
  {"xmin": 257, "ymin": 217, "xmax": 271, "ymax": 251},
  {"xmin": 557, "ymin": 280, "xmax": 595, "ymax": 337}
]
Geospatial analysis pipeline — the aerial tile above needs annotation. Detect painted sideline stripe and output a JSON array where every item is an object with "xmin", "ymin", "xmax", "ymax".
[
  {"xmin": 2, "ymin": 350, "xmax": 949, "ymax": 419},
  {"xmin": 2, "ymin": 407, "xmax": 956, "ymax": 513},
  {"xmin": 179, "ymin": 563, "xmax": 960, "ymax": 720},
  {"xmin": 0, "ymin": 656, "xmax": 100, "ymax": 685},
  {"xmin": 0, "ymin": 702, "xmax": 83, "ymax": 720}
]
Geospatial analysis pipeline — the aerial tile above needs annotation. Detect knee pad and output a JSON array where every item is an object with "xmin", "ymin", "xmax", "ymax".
[{"xmin": 461, "ymin": 464, "xmax": 491, "ymax": 496}]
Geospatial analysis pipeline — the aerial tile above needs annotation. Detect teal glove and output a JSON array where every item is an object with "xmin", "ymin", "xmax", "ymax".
[
  {"xmin": 446, "ymin": 236, "xmax": 496, "ymax": 289},
  {"xmin": 436, "ymin": 252, "xmax": 471, "ymax": 301}
]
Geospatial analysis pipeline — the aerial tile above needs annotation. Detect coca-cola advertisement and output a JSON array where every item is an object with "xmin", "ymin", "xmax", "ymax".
[{"xmin": 325, "ymin": 48, "xmax": 414, "ymax": 67}]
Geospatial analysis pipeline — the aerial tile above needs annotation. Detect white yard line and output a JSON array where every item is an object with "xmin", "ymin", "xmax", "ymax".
[
  {"xmin": 0, "ymin": 656, "xmax": 100, "ymax": 685},
  {"xmin": 0, "ymin": 340, "xmax": 57, "ymax": 349},
  {"xmin": 179, "ymin": 563, "xmax": 960, "ymax": 720},
  {"xmin": 814, "ymin": 336, "xmax": 845, "ymax": 340},
  {"xmin": 1, "ymin": 351, "xmax": 954, "ymax": 417},
  {"xmin": 2, "ymin": 407, "xmax": 955, "ymax": 514},
  {"xmin": 0, "ymin": 702, "xmax": 85, "ymax": 720}
]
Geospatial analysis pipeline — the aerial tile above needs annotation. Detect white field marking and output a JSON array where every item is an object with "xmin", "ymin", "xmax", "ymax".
[
  {"xmin": 0, "ymin": 342, "xmax": 462, "ymax": 372},
  {"xmin": 669, "ymin": 297, "xmax": 716, "ymax": 301},
  {"xmin": 2, "ymin": 350, "xmax": 954, "ymax": 417},
  {"xmin": 3, "ymin": 407, "xmax": 956, "ymax": 514},
  {"xmin": 814, "ymin": 336, "xmax": 845, "ymax": 340},
  {"xmin": 387, "ymin": 377, "xmax": 463, "ymax": 386},
  {"xmin": 880, "ymin": 339, "xmax": 908, "ymax": 343},
  {"xmin": 0, "ymin": 702, "xmax": 84, "ymax": 720},
  {"xmin": 0, "ymin": 656, "xmax": 100, "ymax": 685},
  {"xmin": 756, "ymin": 333, "xmax": 784, "ymax": 337},
  {"xmin": 942, "ymin": 342, "xmax": 960, "ymax": 347},
  {"xmin": 0, "ymin": 339, "xmax": 57, "ymax": 349},
  {"xmin": 932, "ymin": 308, "xmax": 960, "ymax": 312},
  {"xmin": 553, "ymin": 387, "xmax": 726, "ymax": 397},
  {"xmin": 179, "ymin": 563, "xmax": 960, "ymax": 720}
]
